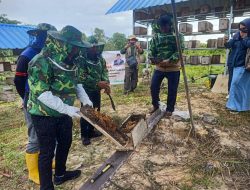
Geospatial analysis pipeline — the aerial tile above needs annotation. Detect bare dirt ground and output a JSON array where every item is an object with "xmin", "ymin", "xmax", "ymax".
[{"xmin": 0, "ymin": 84, "xmax": 249, "ymax": 190}]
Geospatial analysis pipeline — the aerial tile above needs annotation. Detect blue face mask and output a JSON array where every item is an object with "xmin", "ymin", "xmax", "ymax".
[{"xmin": 30, "ymin": 31, "xmax": 47, "ymax": 50}]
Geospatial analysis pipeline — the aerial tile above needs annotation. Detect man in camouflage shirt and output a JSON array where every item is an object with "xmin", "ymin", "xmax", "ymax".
[
  {"xmin": 77, "ymin": 36, "xmax": 110, "ymax": 145},
  {"xmin": 149, "ymin": 14, "xmax": 184, "ymax": 116},
  {"xmin": 28, "ymin": 25, "xmax": 92, "ymax": 190}
]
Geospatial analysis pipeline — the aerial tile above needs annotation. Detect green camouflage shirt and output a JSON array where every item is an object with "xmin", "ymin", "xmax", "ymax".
[
  {"xmin": 149, "ymin": 33, "xmax": 184, "ymax": 62},
  {"xmin": 77, "ymin": 56, "xmax": 109, "ymax": 92},
  {"xmin": 27, "ymin": 37, "xmax": 78, "ymax": 117}
]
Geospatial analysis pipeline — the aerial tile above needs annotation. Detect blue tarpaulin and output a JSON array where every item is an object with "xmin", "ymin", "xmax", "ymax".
[
  {"xmin": 106, "ymin": 0, "xmax": 187, "ymax": 14},
  {"xmin": 0, "ymin": 24, "xmax": 35, "ymax": 49}
]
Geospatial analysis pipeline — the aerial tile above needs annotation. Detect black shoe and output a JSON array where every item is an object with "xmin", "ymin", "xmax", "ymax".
[
  {"xmin": 90, "ymin": 130, "xmax": 102, "ymax": 139},
  {"xmin": 149, "ymin": 106, "xmax": 159, "ymax": 114},
  {"xmin": 54, "ymin": 170, "xmax": 81, "ymax": 186},
  {"xmin": 82, "ymin": 138, "xmax": 91, "ymax": 146},
  {"xmin": 165, "ymin": 111, "xmax": 173, "ymax": 117}
]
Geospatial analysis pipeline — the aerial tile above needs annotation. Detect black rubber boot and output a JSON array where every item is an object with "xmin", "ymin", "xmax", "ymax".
[
  {"xmin": 90, "ymin": 130, "xmax": 102, "ymax": 139},
  {"xmin": 82, "ymin": 138, "xmax": 91, "ymax": 146},
  {"xmin": 54, "ymin": 170, "xmax": 81, "ymax": 185}
]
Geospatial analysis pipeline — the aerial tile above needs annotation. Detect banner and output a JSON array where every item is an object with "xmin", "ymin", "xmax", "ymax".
[{"xmin": 103, "ymin": 51, "xmax": 125, "ymax": 85}]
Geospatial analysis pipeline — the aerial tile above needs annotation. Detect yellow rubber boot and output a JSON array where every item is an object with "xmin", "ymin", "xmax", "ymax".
[
  {"xmin": 52, "ymin": 159, "xmax": 56, "ymax": 169},
  {"xmin": 25, "ymin": 152, "xmax": 40, "ymax": 184}
]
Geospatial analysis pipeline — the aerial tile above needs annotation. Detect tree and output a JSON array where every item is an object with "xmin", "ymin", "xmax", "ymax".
[
  {"xmin": 93, "ymin": 28, "xmax": 106, "ymax": 43},
  {"xmin": 111, "ymin": 32, "xmax": 127, "ymax": 50},
  {"xmin": 82, "ymin": 32, "xmax": 87, "ymax": 41},
  {"xmin": 104, "ymin": 38, "xmax": 115, "ymax": 51},
  {"xmin": 0, "ymin": 14, "xmax": 21, "ymax": 24}
]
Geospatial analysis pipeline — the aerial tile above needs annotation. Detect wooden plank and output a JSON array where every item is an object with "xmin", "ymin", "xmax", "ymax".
[
  {"xmin": 131, "ymin": 119, "xmax": 147, "ymax": 148},
  {"xmin": 146, "ymin": 109, "xmax": 165, "ymax": 131},
  {"xmin": 211, "ymin": 74, "xmax": 228, "ymax": 94},
  {"xmin": 80, "ymin": 150, "xmax": 133, "ymax": 190},
  {"xmin": 79, "ymin": 113, "xmax": 128, "ymax": 148}
]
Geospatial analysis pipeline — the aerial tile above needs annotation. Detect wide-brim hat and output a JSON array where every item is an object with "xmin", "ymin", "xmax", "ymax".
[
  {"xmin": 48, "ymin": 25, "xmax": 92, "ymax": 48},
  {"xmin": 128, "ymin": 35, "xmax": 138, "ymax": 41},
  {"xmin": 27, "ymin": 23, "xmax": 57, "ymax": 36}
]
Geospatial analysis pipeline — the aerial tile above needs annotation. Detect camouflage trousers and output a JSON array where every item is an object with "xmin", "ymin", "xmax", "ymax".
[{"xmin": 124, "ymin": 67, "xmax": 138, "ymax": 93}]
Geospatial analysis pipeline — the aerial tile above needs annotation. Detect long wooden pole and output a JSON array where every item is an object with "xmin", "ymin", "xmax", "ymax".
[
  {"xmin": 224, "ymin": 0, "xmax": 234, "ymax": 75},
  {"xmin": 170, "ymin": 0, "xmax": 195, "ymax": 137}
]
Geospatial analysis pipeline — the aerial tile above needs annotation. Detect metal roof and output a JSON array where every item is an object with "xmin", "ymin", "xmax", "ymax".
[
  {"xmin": 0, "ymin": 24, "xmax": 35, "ymax": 49},
  {"xmin": 106, "ymin": 0, "xmax": 187, "ymax": 14}
]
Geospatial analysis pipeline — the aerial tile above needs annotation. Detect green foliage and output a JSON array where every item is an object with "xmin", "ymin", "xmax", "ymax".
[
  {"xmin": 104, "ymin": 32, "xmax": 127, "ymax": 51},
  {"xmin": 0, "ymin": 14, "xmax": 21, "ymax": 24},
  {"xmin": 0, "ymin": 50, "xmax": 16, "ymax": 63},
  {"xmin": 110, "ymin": 32, "xmax": 127, "ymax": 50},
  {"xmin": 93, "ymin": 28, "xmax": 106, "ymax": 43},
  {"xmin": 82, "ymin": 32, "xmax": 87, "ymax": 41},
  {"xmin": 104, "ymin": 38, "xmax": 115, "ymax": 51}
]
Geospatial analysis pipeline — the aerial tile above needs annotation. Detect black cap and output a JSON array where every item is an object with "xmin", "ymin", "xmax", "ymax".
[{"xmin": 158, "ymin": 14, "xmax": 172, "ymax": 26}]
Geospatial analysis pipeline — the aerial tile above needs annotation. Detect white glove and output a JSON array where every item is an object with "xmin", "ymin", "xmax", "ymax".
[
  {"xmin": 76, "ymin": 84, "xmax": 93, "ymax": 107},
  {"xmin": 38, "ymin": 91, "xmax": 81, "ymax": 118}
]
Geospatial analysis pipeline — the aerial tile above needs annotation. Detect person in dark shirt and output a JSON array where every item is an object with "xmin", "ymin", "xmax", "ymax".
[{"xmin": 14, "ymin": 23, "xmax": 57, "ymax": 185}]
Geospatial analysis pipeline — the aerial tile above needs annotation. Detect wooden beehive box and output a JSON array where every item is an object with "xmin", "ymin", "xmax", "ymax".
[
  {"xmin": 231, "ymin": 23, "xmax": 239, "ymax": 29},
  {"xmin": 235, "ymin": 0, "xmax": 246, "ymax": 9},
  {"xmin": 217, "ymin": 38, "xmax": 224, "ymax": 48},
  {"xmin": 134, "ymin": 11, "xmax": 149, "ymax": 21},
  {"xmin": 211, "ymin": 55, "xmax": 221, "ymax": 64},
  {"xmin": 219, "ymin": 19, "xmax": 229, "ymax": 31},
  {"xmin": 183, "ymin": 55, "xmax": 190, "ymax": 64},
  {"xmin": 201, "ymin": 56, "xmax": 211, "ymax": 65},
  {"xmin": 134, "ymin": 26, "xmax": 147, "ymax": 35},
  {"xmin": 207, "ymin": 39, "xmax": 217, "ymax": 48},
  {"xmin": 187, "ymin": 40, "xmax": 200, "ymax": 49},
  {"xmin": 180, "ymin": 7, "xmax": 190, "ymax": 16},
  {"xmin": 179, "ymin": 23, "xmax": 193, "ymax": 34},
  {"xmin": 200, "ymin": 4, "xmax": 211, "ymax": 14},
  {"xmin": 80, "ymin": 107, "xmax": 148, "ymax": 150},
  {"xmin": 11, "ymin": 64, "xmax": 16, "ymax": 72},
  {"xmin": 198, "ymin": 21, "xmax": 213, "ymax": 32},
  {"xmin": 119, "ymin": 114, "xmax": 147, "ymax": 148},
  {"xmin": 0, "ymin": 63, "xmax": 4, "ymax": 72},
  {"xmin": 1, "ymin": 62, "xmax": 12, "ymax": 72},
  {"xmin": 139, "ymin": 41, "xmax": 147, "ymax": 49},
  {"xmin": 190, "ymin": 56, "xmax": 201, "ymax": 65}
]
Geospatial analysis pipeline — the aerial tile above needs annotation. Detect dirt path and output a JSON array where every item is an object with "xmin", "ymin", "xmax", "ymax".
[{"xmin": 0, "ymin": 89, "xmax": 249, "ymax": 190}]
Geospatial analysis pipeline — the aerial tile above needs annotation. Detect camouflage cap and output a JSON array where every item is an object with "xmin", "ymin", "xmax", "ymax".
[
  {"xmin": 27, "ymin": 23, "xmax": 57, "ymax": 36},
  {"xmin": 48, "ymin": 25, "xmax": 92, "ymax": 48}
]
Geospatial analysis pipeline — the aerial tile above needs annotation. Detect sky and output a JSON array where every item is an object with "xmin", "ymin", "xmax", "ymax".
[
  {"xmin": 0, "ymin": 0, "xmax": 133, "ymax": 37},
  {"xmin": 1, "ymin": 0, "xmax": 248, "ymax": 42}
]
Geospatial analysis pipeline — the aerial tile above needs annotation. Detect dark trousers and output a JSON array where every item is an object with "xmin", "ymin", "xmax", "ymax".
[
  {"xmin": 228, "ymin": 66, "xmax": 234, "ymax": 92},
  {"xmin": 80, "ymin": 90, "xmax": 101, "ymax": 138},
  {"xmin": 32, "ymin": 115, "xmax": 73, "ymax": 190},
  {"xmin": 150, "ymin": 70, "xmax": 180, "ymax": 112},
  {"xmin": 124, "ymin": 67, "xmax": 138, "ymax": 92}
]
